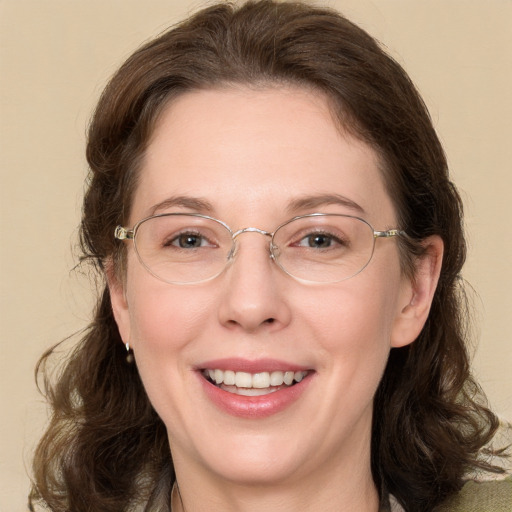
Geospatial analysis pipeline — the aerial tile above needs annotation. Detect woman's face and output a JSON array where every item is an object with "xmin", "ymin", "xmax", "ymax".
[{"xmin": 111, "ymin": 86, "xmax": 428, "ymax": 489}]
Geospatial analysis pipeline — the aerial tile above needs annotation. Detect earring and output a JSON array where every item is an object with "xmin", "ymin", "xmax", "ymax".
[{"xmin": 125, "ymin": 342, "xmax": 134, "ymax": 364}]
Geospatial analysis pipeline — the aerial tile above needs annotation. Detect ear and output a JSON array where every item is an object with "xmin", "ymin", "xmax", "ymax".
[
  {"xmin": 105, "ymin": 258, "xmax": 132, "ymax": 346},
  {"xmin": 391, "ymin": 235, "xmax": 444, "ymax": 348}
]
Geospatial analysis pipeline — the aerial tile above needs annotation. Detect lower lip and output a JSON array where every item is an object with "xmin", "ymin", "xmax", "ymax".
[{"xmin": 198, "ymin": 373, "xmax": 313, "ymax": 418}]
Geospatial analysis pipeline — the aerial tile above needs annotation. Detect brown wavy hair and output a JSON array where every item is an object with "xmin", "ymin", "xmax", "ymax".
[{"xmin": 30, "ymin": 1, "xmax": 505, "ymax": 510}]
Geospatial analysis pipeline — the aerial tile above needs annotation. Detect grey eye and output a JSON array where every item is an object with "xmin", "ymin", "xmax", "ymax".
[
  {"xmin": 165, "ymin": 231, "xmax": 213, "ymax": 249},
  {"xmin": 175, "ymin": 233, "xmax": 204, "ymax": 248},
  {"xmin": 295, "ymin": 232, "xmax": 345, "ymax": 249},
  {"xmin": 304, "ymin": 233, "xmax": 334, "ymax": 248}
]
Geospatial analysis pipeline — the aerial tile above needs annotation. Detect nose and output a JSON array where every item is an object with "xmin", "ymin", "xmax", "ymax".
[{"xmin": 217, "ymin": 231, "xmax": 292, "ymax": 333}]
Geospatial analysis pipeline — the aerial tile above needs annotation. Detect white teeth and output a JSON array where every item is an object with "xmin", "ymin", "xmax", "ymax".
[
  {"xmin": 269, "ymin": 371, "xmax": 284, "ymax": 386},
  {"xmin": 218, "ymin": 385, "xmax": 281, "ymax": 396},
  {"xmin": 235, "ymin": 371, "xmax": 252, "ymax": 388},
  {"xmin": 223, "ymin": 370, "xmax": 236, "ymax": 386},
  {"xmin": 252, "ymin": 372, "xmax": 270, "ymax": 389},
  {"xmin": 203, "ymin": 369, "xmax": 308, "ymax": 389},
  {"xmin": 283, "ymin": 371, "xmax": 294, "ymax": 385}
]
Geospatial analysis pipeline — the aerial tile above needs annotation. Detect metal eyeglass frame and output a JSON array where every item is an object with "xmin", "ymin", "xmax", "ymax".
[{"xmin": 114, "ymin": 212, "xmax": 406, "ymax": 284}]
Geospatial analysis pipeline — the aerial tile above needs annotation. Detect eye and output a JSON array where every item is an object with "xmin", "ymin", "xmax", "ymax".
[
  {"xmin": 295, "ymin": 231, "xmax": 346, "ymax": 249},
  {"xmin": 165, "ymin": 231, "xmax": 214, "ymax": 249}
]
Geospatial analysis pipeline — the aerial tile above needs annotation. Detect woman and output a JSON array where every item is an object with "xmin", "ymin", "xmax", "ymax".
[{"xmin": 30, "ymin": 1, "xmax": 510, "ymax": 511}]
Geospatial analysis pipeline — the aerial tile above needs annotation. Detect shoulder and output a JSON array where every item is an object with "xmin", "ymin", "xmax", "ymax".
[
  {"xmin": 388, "ymin": 476, "xmax": 512, "ymax": 512},
  {"xmin": 387, "ymin": 419, "xmax": 512, "ymax": 512},
  {"xmin": 437, "ymin": 419, "xmax": 512, "ymax": 511},
  {"xmin": 435, "ymin": 475, "xmax": 512, "ymax": 512}
]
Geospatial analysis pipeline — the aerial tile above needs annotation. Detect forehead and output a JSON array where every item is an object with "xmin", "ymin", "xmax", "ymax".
[{"xmin": 132, "ymin": 86, "xmax": 395, "ymax": 226}]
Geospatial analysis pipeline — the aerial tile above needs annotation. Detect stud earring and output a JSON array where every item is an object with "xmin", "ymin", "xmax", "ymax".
[{"xmin": 125, "ymin": 342, "xmax": 134, "ymax": 364}]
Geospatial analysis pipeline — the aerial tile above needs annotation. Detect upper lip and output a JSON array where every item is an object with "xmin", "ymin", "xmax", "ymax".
[{"xmin": 195, "ymin": 358, "xmax": 312, "ymax": 373}]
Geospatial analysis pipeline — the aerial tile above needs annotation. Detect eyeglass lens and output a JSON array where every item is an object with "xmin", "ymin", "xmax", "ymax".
[{"xmin": 131, "ymin": 214, "xmax": 376, "ymax": 284}]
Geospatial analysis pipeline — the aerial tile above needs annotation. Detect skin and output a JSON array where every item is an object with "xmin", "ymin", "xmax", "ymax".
[{"xmin": 109, "ymin": 86, "xmax": 443, "ymax": 512}]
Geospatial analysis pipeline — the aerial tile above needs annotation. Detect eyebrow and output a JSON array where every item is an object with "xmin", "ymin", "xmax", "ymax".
[
  {"xmin": 148, "ymin": 195, "xmax": 215, "ymax": 217},
  {"xmin": 286, "ymin": 194, "xmax": 366, "ymax": 215},
  {"xmin": 147, "ymin": 192, "xmax": 365, "ymax": 219}
]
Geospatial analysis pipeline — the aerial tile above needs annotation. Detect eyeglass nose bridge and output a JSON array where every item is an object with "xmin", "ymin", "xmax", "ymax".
[
  {"xmin": 232, "ymin": 227, "xmax": 272, "ymax": 238},
  {"xmin": 228, "ymin": 227, "xmax": 275, "ymax": 261}
]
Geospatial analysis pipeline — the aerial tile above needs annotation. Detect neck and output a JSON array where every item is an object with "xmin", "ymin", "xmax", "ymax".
[
  {"xmin": 172, "ymin": 480, "xmax": 379, "ymax": 512},
  {"xmin": 170, "ymin": 445, "xmax": 379, "ymax": 512}
]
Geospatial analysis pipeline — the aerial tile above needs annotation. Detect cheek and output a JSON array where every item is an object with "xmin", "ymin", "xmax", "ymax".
[
  {"xmin": 299, "ymin": 273, "xmax": 402, "ymax": 391},
  {"xmin": 127, "ymin": 284, "xmax": 211, "ymax": 351},
  {"xmin": 123, "ymin": 275, "xmax": 217, "ymax": 427},
  {"xmin": 303, "ymin": 281, "xmax": 398, "ymax": 348},
  {"xmin": 123, "ymin": 256, "xmax": 216, "ymax": 383}
]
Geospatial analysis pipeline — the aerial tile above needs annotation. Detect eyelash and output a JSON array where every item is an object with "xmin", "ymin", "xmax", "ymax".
[
  {"xmin": 292, "ymin": 230, "xmax": 348, "ymax": 249},
  {"xmin": 163, "ymin": 230, "xmax": 215, "ymax": 249}
]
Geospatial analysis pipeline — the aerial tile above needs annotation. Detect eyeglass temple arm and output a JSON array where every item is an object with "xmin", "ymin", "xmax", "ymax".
[
  {"xmin": 374, "ymin": 229, "xmax": 404, "ymax": 239},
  {"xmin": 114, "ymin": 226, "xmax": 134, "ymax": 240}
]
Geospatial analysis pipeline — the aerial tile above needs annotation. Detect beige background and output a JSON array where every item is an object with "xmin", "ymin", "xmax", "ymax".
[{"xmin": 1, "ymin": 0, "xmax": 511, "ymax": 510}]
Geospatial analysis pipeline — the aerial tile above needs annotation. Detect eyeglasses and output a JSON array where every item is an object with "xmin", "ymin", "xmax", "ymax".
[{"xmin": 114, "ymin": 213, "xmax": 405, "ymax": 284}]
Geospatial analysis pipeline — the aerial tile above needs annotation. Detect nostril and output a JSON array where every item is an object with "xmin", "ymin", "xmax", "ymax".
[{"xmin": 265, "ymin": 318, "xmax": 275, "ymax": 324}]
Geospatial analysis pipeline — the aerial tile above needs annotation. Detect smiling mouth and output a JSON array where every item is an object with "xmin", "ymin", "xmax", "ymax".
[{"xmin": 201, "ymin": 369, "xmax": 310, "ymax": 396}]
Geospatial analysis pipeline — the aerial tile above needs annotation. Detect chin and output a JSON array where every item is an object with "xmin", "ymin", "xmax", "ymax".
[{"xmin": 207, "ymin": 451, "xmax": 307, "ymax": 487}]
